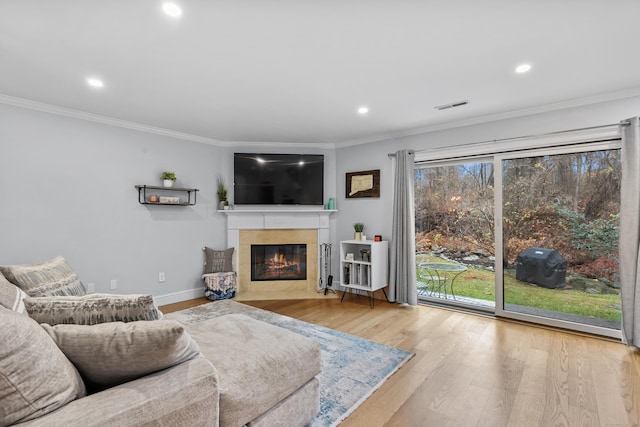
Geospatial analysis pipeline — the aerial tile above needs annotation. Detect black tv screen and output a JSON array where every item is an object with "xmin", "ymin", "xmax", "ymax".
[{"xmin": 234, "ymin": 153, "xmax": 324, "ymax": 205}]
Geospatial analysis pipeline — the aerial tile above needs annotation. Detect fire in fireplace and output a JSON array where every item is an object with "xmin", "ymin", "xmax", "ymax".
[{"xmin": 251, "ymin": 244, "xmax": 307, "ymax": 281}]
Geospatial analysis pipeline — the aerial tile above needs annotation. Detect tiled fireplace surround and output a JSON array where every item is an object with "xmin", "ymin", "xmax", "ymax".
[{"xmin": 222, "ymin": 210, "xmax": 335, "ymax": 300}]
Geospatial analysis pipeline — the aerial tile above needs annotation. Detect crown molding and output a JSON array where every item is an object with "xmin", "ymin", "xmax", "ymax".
[
  {"xmin": 3, "ymin": 87, "xmax": 639, "ymax": 150},
  {"xmin": 335, "ymin": 87, "xmax": 640, "ymax": 148},
  {"xmin": 0, "ymin": 94, "xmax": 225, "ymax": 146},
  {"xmin": 218, "ymin": 139, "xmax": 336, "ymax": 149},
  {"xmin": 0, "ymin": 93, "xmax": 338, "ymax": 149}
]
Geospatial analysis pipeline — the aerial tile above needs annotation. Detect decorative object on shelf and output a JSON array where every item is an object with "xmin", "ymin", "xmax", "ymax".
[
  {"xmin": 135, "ymin": 185, "xmax": 199, "ymax": 206},
  {"xmin": 346, "ymin": 169, "xmax": 380, "ymax": 198},
  {"xmin": 353, "ymin": 222, "xmax": 365, "ymax": 240},
  {"xmin": 345, "ymin": 253, "xmax": 354, "ymax": 261},
  {"xmin": 216, "ymin": 175, "xmax": 229, "ymax": 210},
  {"xmin": 159, "ymin": 196, "xmax": 180, "ymax": 204},
  {"xmin": 360, "ymin": 249, "xmax": 371, "ymax": 262},
  {"xmin": 328, "ymin": 197, "xmax": 335, "ymax": 210},
  {"xmin": 374, "ymin": 235, "xmax": 382, "ymax": 242},
  {"xmin": 161, "ymin": 171, "xmax": 176, "ymax": 188}
]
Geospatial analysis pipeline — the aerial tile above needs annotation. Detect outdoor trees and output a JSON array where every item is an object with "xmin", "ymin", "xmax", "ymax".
[
  {"xmin": 415, "ymin": 163, "xmax": 494, "ymax": 256},
  {"xmin": 415, "ymin": 149, "xmax": 621, "ymax": 285}
]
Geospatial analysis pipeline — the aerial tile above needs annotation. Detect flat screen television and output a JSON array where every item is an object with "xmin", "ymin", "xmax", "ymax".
[{"xmin": 234, "ymin": 153, "xmax": 324, "ymax": 205}]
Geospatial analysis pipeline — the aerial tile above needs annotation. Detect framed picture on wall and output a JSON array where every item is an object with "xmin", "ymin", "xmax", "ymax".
[{"xmin": 345, "ymin": 169, "xmax": 380, "ymax": 198}]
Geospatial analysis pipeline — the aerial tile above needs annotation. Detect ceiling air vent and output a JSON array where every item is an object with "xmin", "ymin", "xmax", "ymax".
[{"xmin": 434, "ymin": 100, "xmax": 469, "ymax": 111}]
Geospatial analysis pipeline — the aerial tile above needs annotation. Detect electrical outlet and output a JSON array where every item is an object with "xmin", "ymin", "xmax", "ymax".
[
  {"xmin": 158, "ymin": 272, "xmax": 165, "ymax": 283},
  {"xmin": 110, "ymin": 279, "xmax": 117, "ymax": 290},
  {"xmin": 86, "ymin": 283, "xmax": 95, "ymax": 293}
]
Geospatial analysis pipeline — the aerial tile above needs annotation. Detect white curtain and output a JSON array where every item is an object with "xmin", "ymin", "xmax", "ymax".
[
  {"xmin": 620, "ymin": 117, "xmax": 640, "ymax": 346},
  {"xmin": 389, "ymin": 149, "xmax": 417, "ymax": 305}
]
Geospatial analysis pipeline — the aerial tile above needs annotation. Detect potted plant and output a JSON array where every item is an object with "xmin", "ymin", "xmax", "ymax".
[
  {"xmin": 161, "ymin": 171, "xmax": 176, "ymax": 188},
  {"xmin": 353, "ymin": 222, "xmax": 365, "ymax": 240},
  {"xmin": 217, "ymin": 175, "xmax": 229, "ymax": 210}
]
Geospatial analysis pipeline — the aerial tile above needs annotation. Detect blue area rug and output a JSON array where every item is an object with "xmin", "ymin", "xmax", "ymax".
[{"xmin": 165, "ymin": 300, "xmax": 413, "ymax": 427}]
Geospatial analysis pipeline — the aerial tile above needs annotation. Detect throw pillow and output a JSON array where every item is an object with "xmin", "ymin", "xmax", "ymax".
[
  {"xmin": 41, "ymin": 320, "xmax": 201, "ymax": 388},
  {"xmin": 0, "ymin": 256, "xmax": 87, "ymax": 297},
  {"xmin": 24, "ymin": 293, "xmax": 163, "ymax": 326},
  {"xmin": 0, "ymin": 306, "xmax": 86, "ymax": 426},
  {"xmin": 203, "ymin": 247, "xmax": 234, "ymax": 273},
  {"xmin": 0, "ymin": 271, "xmax": 27, "ymax": 313}
]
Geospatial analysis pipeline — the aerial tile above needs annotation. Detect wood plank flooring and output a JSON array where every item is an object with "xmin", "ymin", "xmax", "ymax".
[{"xmin": 160, "ymin": 297, "xmax": 640, "ymax": 427}]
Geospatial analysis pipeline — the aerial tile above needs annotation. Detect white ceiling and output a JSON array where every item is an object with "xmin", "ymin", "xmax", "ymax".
[{"xmin": 1, "ymin": 1, "xmax": 639, "ymax": 146}]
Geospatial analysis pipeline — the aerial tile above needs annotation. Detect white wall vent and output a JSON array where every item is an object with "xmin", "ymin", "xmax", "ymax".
[{"xmin": 434, "ymin": 100, "xmax": 469, "ymax": 110}]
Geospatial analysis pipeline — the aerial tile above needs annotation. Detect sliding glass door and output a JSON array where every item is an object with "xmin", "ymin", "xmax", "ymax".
[
  {"xmin": 415, "ymin": 160, "xmax": 495, "ymax": 311},
  {"xmin": 495, "ymin": 144, "xmax": 621, "ymax": 335},
  {"xmin": 416, "ymin": 139, "xmax": 622, "ymax": 337}
]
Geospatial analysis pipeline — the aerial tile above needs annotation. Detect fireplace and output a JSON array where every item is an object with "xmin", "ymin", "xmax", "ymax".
[{"xmin": 251, "ymin": 244, "xmax": 307, "ymax": 281}]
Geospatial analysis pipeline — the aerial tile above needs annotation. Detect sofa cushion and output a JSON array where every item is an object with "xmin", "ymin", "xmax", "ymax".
[
  {"xmin": 0, "ymin": 306, "xmax": 86, "ymax": 426},
  {"xmin": 0, "ymin": 256, "xmax": 86, "ymax": 297},
  {"xmin": 248, "ymin": 378, "xmax": 320, "ymax": 427},
  {"xmin": 203, "ymin": 246, "xmax": 234, "ymax": 273},
  {"xmin": 42, "ymin": 320, "xmax": 201, "ymax": 388},
  {"xmin": 24, "ymin": 293, "xmax": 163, "ymax": 325},
  {"xmin": 185, "ymin": 313, "xmax": 321, "ymax": 427},
  {"xmin": 0, "ymin": 271, "xmax": 27, "ymax": 313}
]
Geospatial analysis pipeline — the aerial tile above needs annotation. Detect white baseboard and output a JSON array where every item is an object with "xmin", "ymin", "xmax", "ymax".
[{"xmin": 154, "ymin": 287, "xmax": 205, "ymax": 306}]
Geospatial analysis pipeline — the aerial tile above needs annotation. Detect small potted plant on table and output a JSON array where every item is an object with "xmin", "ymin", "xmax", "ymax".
[
  {"xmin": 217, "ymin": 175, "xmax": 229, "ymax": 210},
  {"xmin": 353, "ymin": 222, "xmax": 365, "ymax": 240},
  {"xmin": 161, "ymin": 171, "xmax": 176, "ymax": 188}
]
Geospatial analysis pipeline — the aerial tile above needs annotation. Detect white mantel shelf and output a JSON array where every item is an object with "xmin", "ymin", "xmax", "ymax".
[
  {"xmin": 217, "ymin": 209, "xmax": 337, "ymax": 214},
  {"xmin": 220, "ymin": 209, "xmax": 336, "ymax": 231}
]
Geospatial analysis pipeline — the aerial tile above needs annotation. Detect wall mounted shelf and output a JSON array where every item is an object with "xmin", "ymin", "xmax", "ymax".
[{"xmin": 135, "ymin": 185, "xmax": 199, "ymax": 206}]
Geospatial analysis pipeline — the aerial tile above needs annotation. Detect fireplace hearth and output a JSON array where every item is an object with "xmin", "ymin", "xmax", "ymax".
[{"xmin": 251, "ymin": 244, "xmax": 307, "ymax": 281}]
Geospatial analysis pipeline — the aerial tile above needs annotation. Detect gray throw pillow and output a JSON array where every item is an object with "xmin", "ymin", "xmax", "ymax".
[
  {"xmin": 0, "ymin": 256, "xmax": 86, "ymax": 297},
  {"xmin": 203, "ymin": 247, "xmax": 234, "ymax": 273},
  {"xmin": 0, "ymin": 271, "xmax": 27, "ymax": 313},
  {"xmin": 0, "ymin": 306, "xmax": 86, "ymax": 426},
  {"xmin": 42, "ymin": 320, "xmax": 201, "ymax": 388},
  {"xmin": 24, "ymin": 293, "xmax": 163, "ymax": 326}
]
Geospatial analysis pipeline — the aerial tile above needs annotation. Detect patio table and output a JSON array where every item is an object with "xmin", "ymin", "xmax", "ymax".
[{"xmin": 418, "ymin": 262, "xmax": 467, "ymax": 299}]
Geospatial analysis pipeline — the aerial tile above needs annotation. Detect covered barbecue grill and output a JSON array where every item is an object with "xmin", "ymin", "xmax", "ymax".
[{"xmin": 515, "ymin": 247, "xmax": 567, "ymax": 288}]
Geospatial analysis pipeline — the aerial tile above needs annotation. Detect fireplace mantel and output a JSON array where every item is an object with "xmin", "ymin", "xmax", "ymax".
[
  {"xmin": 221, "ymin": 209, "xmax": 336, "ymax": 230},
  {"xmin": 221, "ymin": 209, "xmax": 337, "ymax": 300},
  {"xmin": 219, "ymin": 209, "xmax": 337, "ymax": 230}
]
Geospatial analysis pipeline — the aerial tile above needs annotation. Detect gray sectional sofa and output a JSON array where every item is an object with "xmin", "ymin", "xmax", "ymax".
[{"xmin": 0, "ymin": 257, "xmax": 321, "ymax": 427}]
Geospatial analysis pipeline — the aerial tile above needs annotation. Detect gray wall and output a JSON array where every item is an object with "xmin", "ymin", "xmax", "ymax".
[
  {"xmin": 2, "ymin": 95, "xmax": 637, "ymax": 303},
  {"xmin": 0, "ymin": 103, "xmax": 339, "ymax": 303},
  {"xmin": 0, "ymin": 103, "xmax": 225, "ymax": 302},
  {"xmin": 333, "ymin": 96, "xmax": 640, "ymax": 279}
]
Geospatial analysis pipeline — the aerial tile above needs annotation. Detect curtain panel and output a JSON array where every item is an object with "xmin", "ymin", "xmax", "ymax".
[
  {"xmin": 389, "ymin": 149, "xmax": 417, "ymax": 305},
  {"xmin": 620, "ymin": 117, "xmax": 640, "ymax": 346}
]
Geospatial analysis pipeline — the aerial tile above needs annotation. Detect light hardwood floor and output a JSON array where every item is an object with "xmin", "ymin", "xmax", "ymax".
[{"xmin": 160, "ymin": 296, "xmax": 640, "ymax": 427}]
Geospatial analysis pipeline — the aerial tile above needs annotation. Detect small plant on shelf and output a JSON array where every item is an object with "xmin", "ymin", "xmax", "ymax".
[
  {"xmin": 217, "ymin": 175, "xmax": 229, "ymax": 209},
  {"xmin": 161, "ymin": 171, "xmax": 176, "ymax": 187},
  {"xmin": 353, "ymin": 222, "xmax": 365, "ymax": 240}
]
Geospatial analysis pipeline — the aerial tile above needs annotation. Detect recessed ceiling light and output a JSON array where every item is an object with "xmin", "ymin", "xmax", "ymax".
[
  {"xmin": 86, "ymin": 78, "xmax": 104, "ymax": 88},
  {"xmin": 162, "ymin": 3, "xmax": 182, "ymax": 17},
  {"xmin": 515, "ymin": 63, "xmax": 532, "ymax": 74},
  {"xmin": 358, "ymin": 107, "xmax": 369, "ymax": 115}
]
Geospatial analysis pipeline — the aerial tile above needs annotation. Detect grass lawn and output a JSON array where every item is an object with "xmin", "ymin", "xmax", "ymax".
[{"xmin": 416, "ymin": 254, "xmax": 621, "ymax": 322}]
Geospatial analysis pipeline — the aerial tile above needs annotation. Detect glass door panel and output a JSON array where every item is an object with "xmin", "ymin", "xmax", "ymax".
[
  {"xmin": 415, "ymin": 161, "xmax": 495, "ymax": 310},
  {"xmin": 500, "ymin": 149, "xmax": 621, "ymax": 331}
]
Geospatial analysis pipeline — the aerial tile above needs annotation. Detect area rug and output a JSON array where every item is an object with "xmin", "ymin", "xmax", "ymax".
[{"xmin": 165, "ymin": 300, "xmax": 413, "ymax": 427}]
